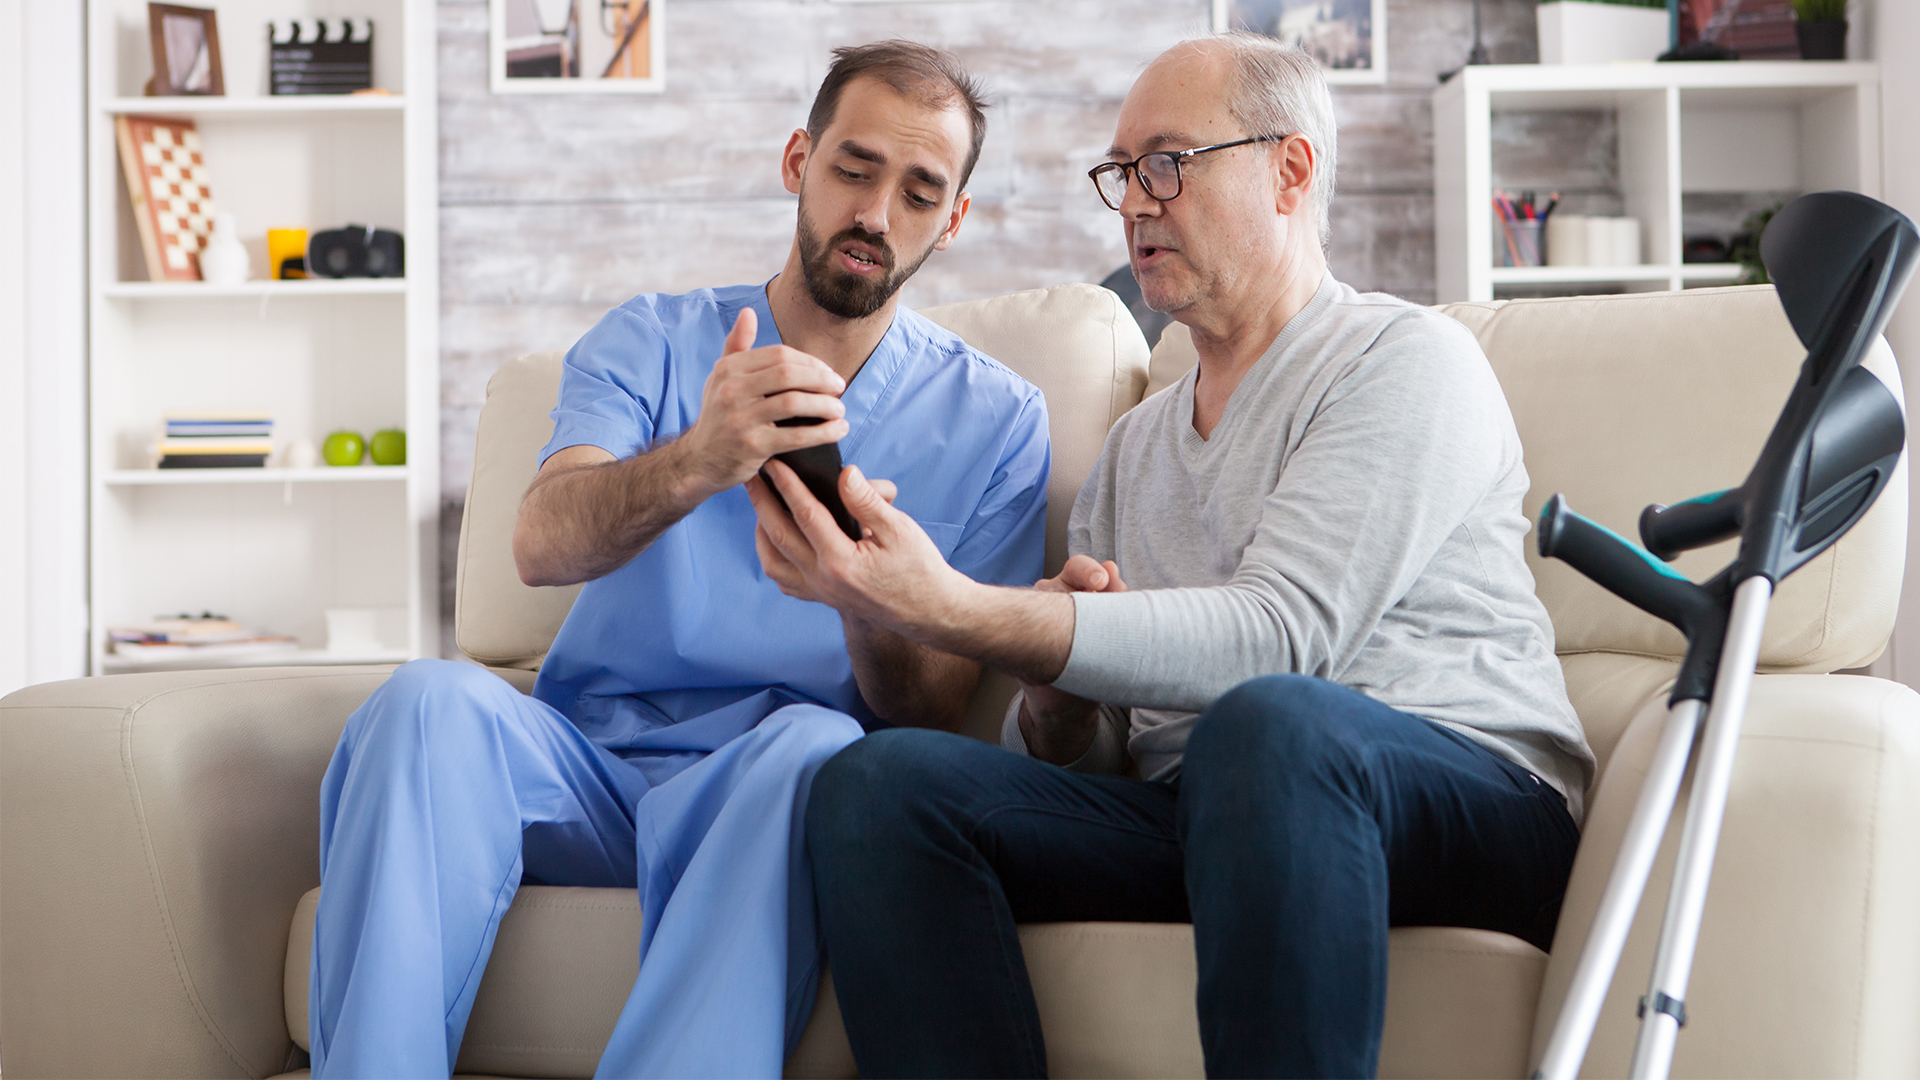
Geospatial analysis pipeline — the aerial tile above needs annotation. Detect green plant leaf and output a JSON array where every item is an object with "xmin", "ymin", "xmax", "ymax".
[{"xmin": 1790, "ymin": 0, "xmax": 1848, "ymax": 21}]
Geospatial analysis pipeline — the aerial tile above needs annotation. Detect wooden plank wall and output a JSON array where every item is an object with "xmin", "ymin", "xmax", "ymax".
[{"xmin": 435, "ymin": 0, "xmax": 1549, "ymax": 648}]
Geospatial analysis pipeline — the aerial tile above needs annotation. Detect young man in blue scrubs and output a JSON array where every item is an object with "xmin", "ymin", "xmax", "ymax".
[{"xmin": 307, "ymin": 41, "xmax": 1049, "ymax": 1079}]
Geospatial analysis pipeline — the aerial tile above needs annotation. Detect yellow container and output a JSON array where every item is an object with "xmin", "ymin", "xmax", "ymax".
[{"xmin": 267, "ymin": 228, "xmax": 309, "ymax": 280}]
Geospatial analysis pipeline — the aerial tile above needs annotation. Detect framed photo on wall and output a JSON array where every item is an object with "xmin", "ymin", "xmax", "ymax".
[
  {"xmin": 490, "ymin": 0, "xmax": 664, "ymax": 94},
  {"xmin": 1213, "ymin": 0, "xmax": 1386, "ymax": 85}
]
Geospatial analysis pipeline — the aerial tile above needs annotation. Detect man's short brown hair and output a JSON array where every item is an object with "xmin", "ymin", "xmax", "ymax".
[{"xmin": 806, "ymin": 40, "xmax": 990, "ymax": 193}]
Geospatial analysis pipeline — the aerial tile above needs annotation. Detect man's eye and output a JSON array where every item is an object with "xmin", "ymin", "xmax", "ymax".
[
  {"xmin": 837, "ymin": 167, "xmax": 866, "ymax": 182},
  {"xmin": 906, "ymin": 193, "xmax": 936, "ymax": 209}
]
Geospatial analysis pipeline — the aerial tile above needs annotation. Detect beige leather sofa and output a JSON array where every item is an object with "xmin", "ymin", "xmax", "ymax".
[{"xmin": 5, "ymin": 283, "xmax": 1918, "ymax": 1080}]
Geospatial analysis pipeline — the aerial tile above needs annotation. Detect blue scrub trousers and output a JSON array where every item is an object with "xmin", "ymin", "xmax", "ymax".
[
  {"xmin": 807, "ymin": 673, "xmax": 1581, "ymax": 1079},
  {"xmin": 308, "ymin": 659, "xmax": 862, "ymax": 1079}
]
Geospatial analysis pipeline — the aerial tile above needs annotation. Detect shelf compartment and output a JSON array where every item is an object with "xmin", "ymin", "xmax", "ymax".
[
  {"xmin": 102, "ymin": 646, "xmax": 410, "ymax": 673},
  {"xmin": 100, "ymin": 95, "xmax": 405, "ymax": 117},
  {"xmin": 100, "ymin": 279, "xmax": 407, "ymax": 299},
  {"xmin": 104, "ymin": 466, "xmax": 410, "ymax": 486},
  {"xmin": 1434, "ymin": 61, "xmax": 1878, "ymax": 303},
  {"xmin": 1678, "ymin": 263, "xmax": 1745, "ymax": 282},
  {"xmin": 1489, "ymin": 265, "xmax": 1676, "ymax": 285}
]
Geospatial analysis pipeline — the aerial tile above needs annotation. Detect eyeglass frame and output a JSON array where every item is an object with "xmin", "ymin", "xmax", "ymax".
[{"xmin": 1087, "ymin": 134, "xmax": 1289, "ymax": 211}]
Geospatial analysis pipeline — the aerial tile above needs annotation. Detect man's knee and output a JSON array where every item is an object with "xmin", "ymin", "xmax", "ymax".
[
  {"xmin": 1185, "ymin": 674, "xmax": 1364, "ymax": 787},
  {"xmin": 807, "ymin": 728, "xmax": 967, "ymax": 853},
  {"xmin": 756, "ymin": 704, "xmax": 865, "ymax": 764},
  {"xmin": 346, "ymin": 658, "xmax": 519, "ymax": 755}
]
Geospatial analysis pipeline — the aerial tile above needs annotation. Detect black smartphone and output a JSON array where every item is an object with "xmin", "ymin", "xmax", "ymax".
[{"xmin": 761, "ymin": 417, "xmax": 862, "ymax": 540}]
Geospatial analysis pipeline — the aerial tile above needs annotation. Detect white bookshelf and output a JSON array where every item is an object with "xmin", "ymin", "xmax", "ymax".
[
  {"xmin": 1434, "ymin": 61, "xmax": 1881, "ymax": 302},
  {"xmin": 86, "ymin": 0, "xmax": 438, "ymax": 674}
]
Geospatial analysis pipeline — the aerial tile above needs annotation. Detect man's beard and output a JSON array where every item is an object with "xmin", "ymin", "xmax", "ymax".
[{"xmin": 796, "ymin": 202, "xmax": 938, "ymax": 320}]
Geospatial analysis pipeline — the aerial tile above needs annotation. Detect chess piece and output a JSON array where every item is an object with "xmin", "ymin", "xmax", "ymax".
[{"xmin": 199, "ymin": 212, "xmax": 249, "ymax": 285}]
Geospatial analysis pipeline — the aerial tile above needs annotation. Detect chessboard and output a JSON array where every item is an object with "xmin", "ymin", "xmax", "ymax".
[{"xmin": 115, "ymin": 115, "xmax": 218, "ymax": 282}]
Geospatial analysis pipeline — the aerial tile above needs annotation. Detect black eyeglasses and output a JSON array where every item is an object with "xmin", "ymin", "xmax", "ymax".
[{"xmin": 1087, "ymin": 135, "xmax": 1288, "ymax": 211}]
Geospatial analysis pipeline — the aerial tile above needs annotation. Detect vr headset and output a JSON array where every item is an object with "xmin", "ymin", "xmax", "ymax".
[{"xmin": 303, "ymin": 225, "xmax": 404, "ymax": 279}]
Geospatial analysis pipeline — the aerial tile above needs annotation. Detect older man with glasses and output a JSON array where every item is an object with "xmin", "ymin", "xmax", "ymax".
[{"xmin": 750, "ymin": 32, "xmax": 1593, "ymax": 1079}]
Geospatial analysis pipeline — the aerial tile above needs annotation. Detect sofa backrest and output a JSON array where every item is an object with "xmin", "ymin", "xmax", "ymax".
[
  {"xmin": 1145, "ymin": 285, "xmax": 1906, "ymax": 675},
  {"xmin": 455, "ymin": 283, "xmax": 1149, "ymax": 669}
]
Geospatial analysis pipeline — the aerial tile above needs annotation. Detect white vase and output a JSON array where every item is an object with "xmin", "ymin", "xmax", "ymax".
[
  {"xmin": 198, "ymin": 212, "xmax": 251, "ymax": 285},
  {"xmin": 1538, "ymin": 1, "xmax": 1670, "ymax": 64}
]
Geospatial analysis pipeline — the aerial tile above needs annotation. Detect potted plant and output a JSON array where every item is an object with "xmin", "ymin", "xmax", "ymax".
[
  {"xmin": 1538, "ymin": 0, "xmax": 1670, "ymax": 64},
  {"xmin": 1792, "ymin": 0, "xmax": 1848, "ymax": 59}
]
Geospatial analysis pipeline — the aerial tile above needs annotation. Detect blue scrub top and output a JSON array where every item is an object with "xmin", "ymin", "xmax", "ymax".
[{"xmin": 530, "ymin": 283, "xmax": 1051, "ymax": 754}]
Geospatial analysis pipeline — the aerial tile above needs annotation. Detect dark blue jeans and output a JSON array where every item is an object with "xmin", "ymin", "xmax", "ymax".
[{"xmin": 806, "ymin": 674, "xmax": 1580, "ymax": 1079}]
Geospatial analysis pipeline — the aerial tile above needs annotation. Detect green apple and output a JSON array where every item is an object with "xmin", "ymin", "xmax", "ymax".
[
  {"xmin": 370, "ymin": 428, "xmax": 407, "ymax": 466},
  {"xmin": 322, "ymin": 430, "xmax": 366, "ymax": 467}
]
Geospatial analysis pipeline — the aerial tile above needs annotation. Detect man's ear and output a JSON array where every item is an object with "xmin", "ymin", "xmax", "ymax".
[
  {"xmin": 781, "ymin": 129, "xmax": 811, "ymax": 196},
  {"xmin": 933, "ymin": 190, "xmax": 971, "ymax": 252},
  {"xmin": 1273, "ymin": 134, "xmax": 1314, "ymax": 217}
]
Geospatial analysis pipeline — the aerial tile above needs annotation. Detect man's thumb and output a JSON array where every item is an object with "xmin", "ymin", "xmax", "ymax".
[
  {"xmin": 841, "ymin": 466, "xmax": 893, "ymax": 536},
  {"xmin": 724, "ymin": 308, "xmax": 757, "ymax": 354}
]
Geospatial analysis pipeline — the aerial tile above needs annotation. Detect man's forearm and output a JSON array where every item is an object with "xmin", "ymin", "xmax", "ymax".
[
  {"xmin": 843, "ymin": 614, "xmax": 981, "ymax": 731},
  {"xmin": 515, "ymin": 440, "xmax": 716, "ymax": 586},
  {"xmin": 898, "ymin": 579, "xmax": 1077, "ymax": 689}
]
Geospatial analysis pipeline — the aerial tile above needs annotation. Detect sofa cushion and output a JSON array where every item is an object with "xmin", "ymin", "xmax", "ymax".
[
  {"xmin": 1535, "ymin": 672, "xmax": 1920, "ymax": 1078},
  {"xmin": 917, "ymin": 283, "xmax": 1150, "ymax": 574},
  {"xmin": 1558, "ymin": 651, "xmax": 1679, "ymax": 779},
  {"xmin": 287, "ymin": 887, "xmax": 1545, "ymax": 1080},
  {"xmin": 456, "ymin": 352, "xmax": 579, "ymax": 670},
  {"xmin": 1145, "ymin": 286, "xmax": 1905, "ymax": 673},
  {"xmin": 455, "ymin": 285, "xmax": 1149, "ymax": 671}
]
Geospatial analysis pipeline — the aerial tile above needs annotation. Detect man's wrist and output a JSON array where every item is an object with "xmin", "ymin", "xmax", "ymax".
[
  {"xmin": 898, "ymin": 571, "xmax": 996, "ymax": 651},
  {"xmin": 651, "ymin": 437, "xmax": 726, "ymax": 507}
]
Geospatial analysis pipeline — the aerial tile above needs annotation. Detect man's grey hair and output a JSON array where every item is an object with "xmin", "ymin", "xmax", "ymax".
[{"xmin": 1203, "ymin": 31, "xmax": 1339, "ymax": 248}]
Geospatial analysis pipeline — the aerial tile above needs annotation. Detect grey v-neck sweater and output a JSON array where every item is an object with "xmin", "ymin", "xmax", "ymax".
[{"xmin": 1036, "ymin": 276, "xmax": 1594, "ymax": 820}]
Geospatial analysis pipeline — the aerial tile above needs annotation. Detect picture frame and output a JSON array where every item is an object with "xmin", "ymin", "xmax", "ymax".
[
  {"xmin": 146, "ymin": 3, "xmax": 225, "ymax": 97},
  {"xmin": 490, "ymin": 0, "xmax": 665, "ymax": 94},
  {"xmin": 1212, "ymin": 0, "xmax": 1387, "ymax": 85}
]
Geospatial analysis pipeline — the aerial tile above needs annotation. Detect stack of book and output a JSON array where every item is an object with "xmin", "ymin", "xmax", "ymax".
[
  {"xmin": 109, "ymin": 613, "xmax": 298, "ymax": 664},
  {"xmin": 159, "ymin": 414, "xmax": 273, "ymax": 469},
  {"xmin": 269, "ymin": 19, "xmax": 375, "ymax": 95}
]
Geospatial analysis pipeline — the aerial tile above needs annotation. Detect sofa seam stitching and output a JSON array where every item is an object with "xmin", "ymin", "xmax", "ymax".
[
  {"xmin": 1848, "ymin": 693, "xmax": 1887, "ymax": 1075},
  {"xmin": 119, "ymin": 697, "xmax": 263, "ymax": 1076}
]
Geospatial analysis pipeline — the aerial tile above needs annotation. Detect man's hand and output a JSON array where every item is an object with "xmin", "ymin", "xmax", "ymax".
[
  {"xmin": 748, "ymin": 458, "xmax": 967, "ymax": 629},
  {"xmin": 513, "ymin": 308, "xmax": 852, "ymax": 587},
  {"xmin": 1039, "ymin": 555, "xmax": 1128, "ymax": 597},
  {"xmin": 678, "ymin": 308, "xmax": 851, "ymax": 496},
  {"xmin": 750, "ymin": 462, "xmax": 983, "ymax": 728},
  {"xmin": 1017, "ymin": 555, "xmax": 1127, "ymax": 764}
]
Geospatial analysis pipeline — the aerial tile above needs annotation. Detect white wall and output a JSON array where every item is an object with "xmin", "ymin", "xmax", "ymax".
[
  {"xmin": 0, "ymin": 0, "xmax": 89, "ymax": 698},
  {"xmin": 1870, "ymin": 0, "xmax": 1920, "ymax": 686},
  {"xmin": 0, "ymin": 0, "xmax": 26, "ymax": 695}
]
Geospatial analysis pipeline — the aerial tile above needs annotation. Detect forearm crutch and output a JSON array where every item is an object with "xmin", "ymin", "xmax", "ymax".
[{"xmin": 1533, "ymin": 190, "xmax": 1918, "ymax": 1080}]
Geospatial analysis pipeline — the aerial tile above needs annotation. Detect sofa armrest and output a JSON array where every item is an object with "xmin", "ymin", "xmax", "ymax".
[
  {"xmin": 0, "ymin": 666, "xmax": 397, "ymax": 1079},
  {"xmin": 1534, "ymin": 673, "xmax": 1920, "ymax": 1077}
]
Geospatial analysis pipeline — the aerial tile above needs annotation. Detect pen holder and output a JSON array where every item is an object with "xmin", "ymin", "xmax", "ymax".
[{"xmin": 1497, "ymin": 218, "xmax": 1545, "ymax": 267}]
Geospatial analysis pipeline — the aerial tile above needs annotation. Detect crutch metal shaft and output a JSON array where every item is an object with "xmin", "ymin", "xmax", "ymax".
[
  {"xmin": 1534, "ymin": 697, "xmax": 1704, "ymax": 1080},
  {"xmin": 1629, "ymin": 576, "xmax": 1774, "ymax": 1080}
]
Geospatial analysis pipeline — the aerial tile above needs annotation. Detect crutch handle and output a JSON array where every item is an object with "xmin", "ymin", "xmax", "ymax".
[
  {"xmin": 1539, "ymin": 496, "xmax": 1696, "ymax": 619},
  {"xmin": 1640, "ymin": 490, "xmax": 1741, "ymax": 561}
]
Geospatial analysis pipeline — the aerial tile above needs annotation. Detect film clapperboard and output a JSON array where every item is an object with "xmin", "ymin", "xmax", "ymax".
[{"xmin": 269, "ymin": 19, "xmax": 374, "ymax": 95}]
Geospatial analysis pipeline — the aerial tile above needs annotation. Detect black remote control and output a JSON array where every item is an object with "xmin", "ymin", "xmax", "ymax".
[{"xmin": 761, "ymin": 417, "xmax": 862, "ymax": 540}]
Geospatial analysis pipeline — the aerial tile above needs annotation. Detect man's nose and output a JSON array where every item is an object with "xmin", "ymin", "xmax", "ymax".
[
  {"xmin": 854, "ymin": 188, "xmax": 890, "ymax": 235},
  {"xmin": 1117, "ymin": 169, "xmax": 1161, "ymax": 219}
]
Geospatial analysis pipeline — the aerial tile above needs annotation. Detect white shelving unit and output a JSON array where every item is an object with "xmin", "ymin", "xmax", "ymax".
[
  {"xmin": 1434, "ymin": 61, "xmax": 1881, "ymax": 303},
  {"xmin": 86, "ymin": 0, "xmax": 438, "ymax": 674}
]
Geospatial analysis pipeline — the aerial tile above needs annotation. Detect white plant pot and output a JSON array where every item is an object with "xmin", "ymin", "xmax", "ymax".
[{"xmin": 1538, "ymin": 1, "xmax": 1670, "ymax": 64}]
